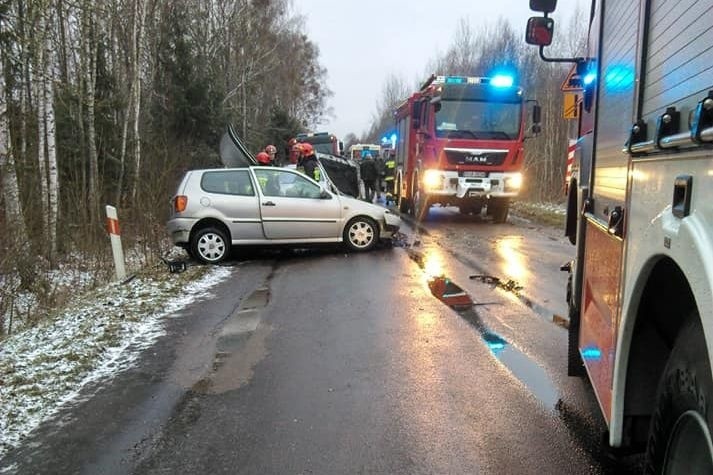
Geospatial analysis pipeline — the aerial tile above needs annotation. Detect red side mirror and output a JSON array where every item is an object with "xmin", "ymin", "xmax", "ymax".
[{"xmin": 525, "ymin": 17, "xmax": 555, "ymax": 47}]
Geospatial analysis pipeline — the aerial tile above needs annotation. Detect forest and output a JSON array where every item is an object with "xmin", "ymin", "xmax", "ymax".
[{"xmin": 0, "ymin": 0, "xmax": 330, "ymax": 331}]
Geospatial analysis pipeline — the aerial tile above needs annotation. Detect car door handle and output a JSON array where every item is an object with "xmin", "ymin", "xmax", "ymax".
[{"xmin": 262, "ymin": 201, "xmax": 276, "ymax": 206}]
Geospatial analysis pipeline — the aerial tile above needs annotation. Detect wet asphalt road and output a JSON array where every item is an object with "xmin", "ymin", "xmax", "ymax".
[{"xmin": 1, "ymin": 208, "xmax": 642, "ymax": 474}]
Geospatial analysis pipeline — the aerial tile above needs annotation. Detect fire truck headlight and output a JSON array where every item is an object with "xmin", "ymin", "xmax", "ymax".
[
  {"xmin": 422, "ymin": 169, "xmax": 443, "ymax": 190},
  {"xmin": 506, "ymin": 173, "xmax": 523, "ymax": 190}
]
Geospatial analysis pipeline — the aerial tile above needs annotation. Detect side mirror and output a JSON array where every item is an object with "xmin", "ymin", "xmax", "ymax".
[
  {"xmin": 525, "ymin": 17, "xmax": 554, "ymax": 46},
  {"xmin": 533, "ymin": 104, "xmax": 542, "ymax": 124},
  {"xmin": 320, "ymin": 187, "xmax": 332, "ymax": 199},
  {"xmin": 529, "ymin": 0, "xmax": 557, "ymax": 13}
]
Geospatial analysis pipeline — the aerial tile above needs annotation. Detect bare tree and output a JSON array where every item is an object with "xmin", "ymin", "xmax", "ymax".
[{"xmin": 0, "ymin": 45, "xmax": 29, "ymax": 245}]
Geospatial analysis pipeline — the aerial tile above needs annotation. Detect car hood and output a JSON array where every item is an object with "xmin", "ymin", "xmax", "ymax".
[
  {"xmin": 219, "ymin": 124, "xmax": 258, "ymax": 168},
  {"xmin": 338, "ymin": 195, "xmax": 391, "ymax": 217}
]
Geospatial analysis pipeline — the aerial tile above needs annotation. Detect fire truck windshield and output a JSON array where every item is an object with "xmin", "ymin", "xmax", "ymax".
[{"xmin": 435, "ymin": 99, "xmax": 521, "ymax": 140}]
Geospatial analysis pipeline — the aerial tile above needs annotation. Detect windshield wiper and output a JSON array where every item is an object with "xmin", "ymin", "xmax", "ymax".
[{"xmin": 444, "ymin": 130, "xmax": 479, "ymax": 139}]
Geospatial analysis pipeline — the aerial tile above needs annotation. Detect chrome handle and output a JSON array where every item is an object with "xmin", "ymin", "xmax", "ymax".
[{"xmin": 262, "ymin": 201, "xmax": 276, "ymax": 206}]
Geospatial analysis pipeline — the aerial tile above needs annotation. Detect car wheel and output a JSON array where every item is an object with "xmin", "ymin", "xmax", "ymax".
[
  {"xmin": 644, "ymin": 315, "xmax": 713, "ymax": 474},
  {"xmin": 191, "ymin": 227, "xmax": 230, "ymax": 264},
  {"xmin": 344, "ymin": 216, "xmax": 379, "ymax": 252}
]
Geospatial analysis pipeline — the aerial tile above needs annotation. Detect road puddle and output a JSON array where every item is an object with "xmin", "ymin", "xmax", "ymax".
[{"xmin": 407, "ymin": 248, "xmax": 561, "ymax": 409}]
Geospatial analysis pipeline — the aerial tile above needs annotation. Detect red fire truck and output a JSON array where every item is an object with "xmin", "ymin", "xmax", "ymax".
[
  {"xmin": 527, "ymin": 0, "xmax": 713, "ymax": 471},
  {"xmin": 295, "ymin": 132, "xmax": 343, "ymax": 156},
  {"xmin": 393, "ymin": 74, "xmax": 540, "ymax": 222}
]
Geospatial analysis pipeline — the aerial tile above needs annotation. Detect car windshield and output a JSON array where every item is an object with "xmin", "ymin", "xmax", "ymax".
[
  {"xmin": 435, "ymin": 99, "xmax": 521, "ymax": 140},
  {"xmin": 310, "ymin": 142, "xmax": 334, "ymax": 154}
]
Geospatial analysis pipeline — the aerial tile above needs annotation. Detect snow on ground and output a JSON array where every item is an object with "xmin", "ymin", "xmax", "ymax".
[{"xmin": 0, "ymin": 264, "xmax": 232, "ymax": 459}]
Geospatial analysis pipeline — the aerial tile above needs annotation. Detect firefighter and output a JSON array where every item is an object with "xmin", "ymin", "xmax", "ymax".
[
  {"xmin": 256, "ymin": 151, "xmax": 271, "ymax": 165},
  {"xmin": 298, "ymin": 142, "xmax": 320, "ymax": 181},
  {"xmin": 360, "ymin": 153, "xmax": 378, "ymax": 203},
  {"xmin": 265, "ymin": 144, "xmax": 277, "ymax": 166},
  {"xmin": 384, "ymin": 151, "xmax": 396, "ymax": 204},
  {"xmin": 287, "ymin": 138, "xmax": 299, "ymax": 165}
]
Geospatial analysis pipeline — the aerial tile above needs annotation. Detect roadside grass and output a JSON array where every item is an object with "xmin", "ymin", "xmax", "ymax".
[
  {"xmin": 511, "ymin": 201, "xmax": 566, "ymax": 228},
  {"xmin": 0, "ymin": 262, "xmax": 231, "ymax": 459}
]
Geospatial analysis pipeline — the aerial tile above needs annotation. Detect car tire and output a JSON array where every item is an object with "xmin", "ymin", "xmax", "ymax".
[
  {"xmin": 343, "ymin": 216, "xmax": 379, "ymax": 252},
  {"xmin": 191, "ymin": 227, "xmax": 230, "ymax": 264},
  {"xmin": 644, "ymin": 314, "xmax": 713, "ymax": 474}
]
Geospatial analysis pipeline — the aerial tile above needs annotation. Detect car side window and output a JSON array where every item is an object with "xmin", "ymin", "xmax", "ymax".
[
  {"xmin": 255, "ymin": 169, "xmax": 322, "ymax": 199},
  {"xmin": 201, "ymin": 170, "xmax": 255, "ymax": 196}
]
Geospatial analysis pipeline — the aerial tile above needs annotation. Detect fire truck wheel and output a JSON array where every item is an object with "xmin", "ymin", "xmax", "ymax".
[
  {"xmin": 397, "ymin": 179, "xmax": 410, "ymax": 213},
  {"xmin": 567, "ymin": 304, "xmax": 586, "ymax": 377},
  {"xmin": 490, "ymin": 198, "xmax": 510, "ymax": 224},
  {"xmin": 644, "ymin": 315, "xmax": 713, "ymax": 474},
  {"xmin": 412, "ymin": 185, "xmax": 429, "ymax": 221}
]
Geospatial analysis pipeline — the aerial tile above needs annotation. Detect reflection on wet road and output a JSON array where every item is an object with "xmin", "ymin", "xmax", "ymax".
[
  {"xmin": 406, "ymin": 206, "xmax": 573, "ymax": 323},
  {"xmin": 408, "ymin": 248, "xmax": 561, "ymax": 409}
]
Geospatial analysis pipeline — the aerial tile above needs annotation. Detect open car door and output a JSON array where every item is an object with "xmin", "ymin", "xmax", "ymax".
[{"xmin": 219, "ymin": 124, "xmax": 258, "ymax": 168}]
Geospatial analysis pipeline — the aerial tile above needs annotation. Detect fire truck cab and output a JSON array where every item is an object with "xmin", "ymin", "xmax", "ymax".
[
  {"xmin": 528, "ymin": 0, "xmax": 713, "ymax": 470},
  {"xmin": 393, "ymin": 74, "xmax": 539, "ymax": 222}
]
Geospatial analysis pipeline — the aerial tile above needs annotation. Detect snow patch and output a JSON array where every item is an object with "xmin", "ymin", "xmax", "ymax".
[{"xmin": 0, "ymin": 265, "xmax": 232, "ymax": 460}]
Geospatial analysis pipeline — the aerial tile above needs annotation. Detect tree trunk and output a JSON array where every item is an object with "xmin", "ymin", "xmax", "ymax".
[
  {"xmin": 85, "ymin": 12, "xmax": 100, "ymax": 225},
  {"xmin": 130, "ymin": 0, "xmax": 146, "ymax": 203},
  {"xmin": 36, "ymin": 12, "xmax": 49, "ymax": 237},
  {"xmin": 0, "ymin": 48, "xmax": 29, "ymax": 244},
  {"xmin": 45, "ymin": 29, "xmax": 59, "ymax": 260}
]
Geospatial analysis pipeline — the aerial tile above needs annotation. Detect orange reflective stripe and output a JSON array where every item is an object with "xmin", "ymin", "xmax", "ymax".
[{"xmin": 106, "ymin": 217, "xmax": 120, "ymax": 235}]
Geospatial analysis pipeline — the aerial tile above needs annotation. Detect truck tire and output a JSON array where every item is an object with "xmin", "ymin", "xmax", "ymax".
[
  {"xmin": 490, "ymin": 198, "xmax": 510, "ymax": 224},
  {"xmin": 567, "ymin": 304, "xmax": 586, "ymax": 377},
  {"xmin": 644, "ymin": 315, "xmax": 713, "ymax": 474},
  {"xmin": 397, "ymin": 178, "xmax": 410, "ymax": 213},
  {"xmin": 411, "ymin": 177, "xmax": 429, "ymax": 221}
]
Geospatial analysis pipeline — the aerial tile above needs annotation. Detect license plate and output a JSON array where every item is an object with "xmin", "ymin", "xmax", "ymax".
[
  {"xmin": 462, "ymin": 171, "xmax": 487, "ymax": 178},
  {"xmin": 469, "ymin": 191, "xmax": 483, "ymax": 197}
]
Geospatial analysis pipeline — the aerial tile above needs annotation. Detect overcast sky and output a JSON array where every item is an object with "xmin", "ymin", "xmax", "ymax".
[{"xmin": 294, "ymin": 0, "xmax": 586, "ymax": 139}]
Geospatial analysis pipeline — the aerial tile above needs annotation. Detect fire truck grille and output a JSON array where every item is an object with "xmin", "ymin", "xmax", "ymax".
[{"xmin": 445, "ymin": 149, "xmax": 508, "ymax": 166}]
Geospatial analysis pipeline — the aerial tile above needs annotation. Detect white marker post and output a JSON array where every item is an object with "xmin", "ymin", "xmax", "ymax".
[{"xmin": 105, "ymin": 205, "xmax": 127, "ymax": 280}]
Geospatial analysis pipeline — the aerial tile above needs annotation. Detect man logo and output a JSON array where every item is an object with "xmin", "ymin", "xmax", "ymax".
[{"xmin": 464, "ymin": 154, "xmax": 488, "ymax": 163}]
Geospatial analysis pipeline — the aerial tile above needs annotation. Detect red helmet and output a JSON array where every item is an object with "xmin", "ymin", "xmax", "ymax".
[
  {"xmin": 256, "ymin": 151, "xmax": 271, "ymax": 164},
  {"xmin": 265, "ymin": 144, "xmax": 277, "ymax": 154},
  {"xmin": 288, "ymin": 138, "xmax": 298, "ymax": 147},
  {"xmin": 300, "ymin": 142, "xmax": 314, "ymax": 156}
]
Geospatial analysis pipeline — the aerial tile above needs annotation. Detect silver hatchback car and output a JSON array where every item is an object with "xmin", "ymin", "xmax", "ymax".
[{"xmin": 167, "ymin": 166, "xmax": 401, "ymax": 263}]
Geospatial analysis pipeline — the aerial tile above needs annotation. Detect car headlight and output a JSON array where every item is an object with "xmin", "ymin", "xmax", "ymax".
[
  {"xmin": 506, "ymin": 173, "xmax": 523, "ymax": 189},
  {"xmin": 422, "ymin": 169, "xmax": 443, "ymax": 190}
]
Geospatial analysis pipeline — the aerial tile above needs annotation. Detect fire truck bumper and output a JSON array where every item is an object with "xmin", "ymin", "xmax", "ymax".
[{"xmin": 423, "ymin": 171, "xmax": 522, "ymax": 199}]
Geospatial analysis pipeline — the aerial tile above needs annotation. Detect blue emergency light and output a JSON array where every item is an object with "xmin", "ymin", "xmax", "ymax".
[
  {"xmin": 583, "ymin": 72, "xmax": 597, "ymax": 85},
  {"xmin": 445, "ymin": 76, "xmax": 466, "ymax": 84},
  {"xmin": 490, "ymin": 75, "xmax": 515, "ymax": 88}
]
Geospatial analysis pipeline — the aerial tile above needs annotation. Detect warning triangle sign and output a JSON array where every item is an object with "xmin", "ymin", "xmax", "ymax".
[{"xmin": 561, "ymin": 64, "xmax": 583, "ymax": 92}]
